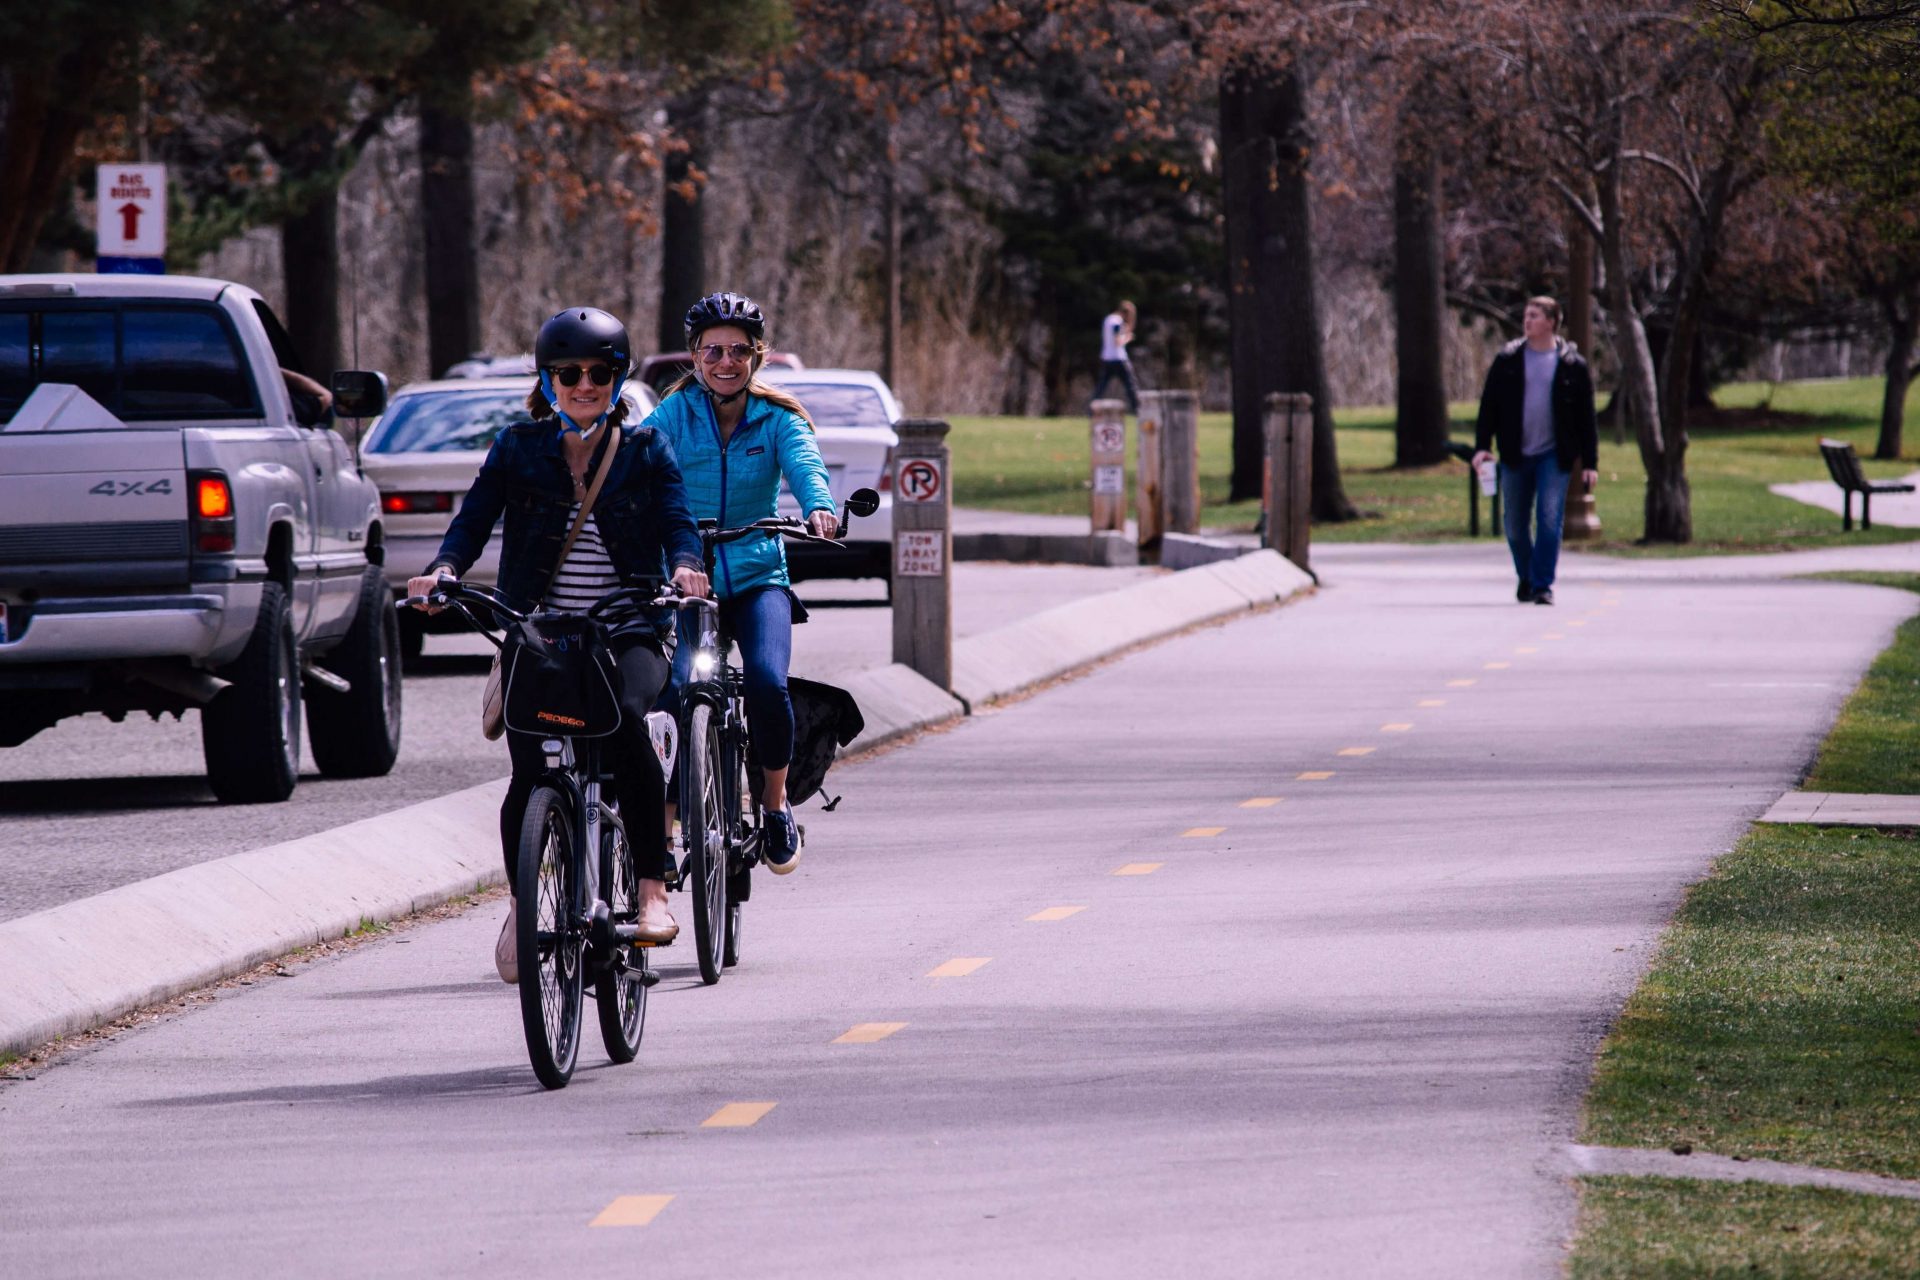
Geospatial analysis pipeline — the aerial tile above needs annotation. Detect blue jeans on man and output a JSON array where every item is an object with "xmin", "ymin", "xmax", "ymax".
[{"xmin": 1500, "ymin": 451, "xmax": 1571, "ymax": 600}]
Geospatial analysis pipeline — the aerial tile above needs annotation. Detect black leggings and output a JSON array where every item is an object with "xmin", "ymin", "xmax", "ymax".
[{"xmin": 499, "ymin": 636, "xmax": 673, "ymax": 889}]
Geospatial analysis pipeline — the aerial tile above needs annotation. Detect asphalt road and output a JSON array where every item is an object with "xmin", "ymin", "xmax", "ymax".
[
  {"xmin": 3, "ymin": 545, "xmax": 1911, "ymax": 1276},
  {"xmin": 0, "ymin": 562, "xmax": 1161, "ymax": 923}
]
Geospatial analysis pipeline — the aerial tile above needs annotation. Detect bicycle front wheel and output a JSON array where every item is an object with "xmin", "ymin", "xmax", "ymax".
[
  {"xmin": 683, "ymin": 703, "xmax": 728, "ymax": 985},
  {"xmin": 595, "ymin": 810, "xmax": 647, "ymax": 1063},
  {"xmin": 517, "ymin": 785, "xmax": 584, "ymax": 1089}
]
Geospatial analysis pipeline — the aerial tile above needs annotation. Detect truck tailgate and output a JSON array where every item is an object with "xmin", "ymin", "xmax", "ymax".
[{"xmin": 0, "ymin": 431, "xmax": 192, "ymax": 586}]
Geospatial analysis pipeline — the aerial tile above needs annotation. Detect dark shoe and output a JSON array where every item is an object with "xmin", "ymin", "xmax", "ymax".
[
  {"xmin": 1516, "ymin": 582, "xmax": 1535, "ymax": 603},
  {"xmin": 1533, "ymin": 587, "xmax": 1555, "ymax": 606},
  {"xmin": 763, "ymin": 807, "xmax": 801, "ymax": 875}
]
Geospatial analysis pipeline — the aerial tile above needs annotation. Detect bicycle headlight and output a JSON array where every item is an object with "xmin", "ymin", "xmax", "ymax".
[{"xmin": 693, "ymin": 651, "xmax": 716, "ymax": 676}]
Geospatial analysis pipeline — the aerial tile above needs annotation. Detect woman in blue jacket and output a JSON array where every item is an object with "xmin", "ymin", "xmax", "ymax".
[
  {"xmin": 648, "ymin": 291, "xmax": 835, "ymax": 873},
  {"xmin": 410, "ymin": 307, "xmax": 708, "ymax": 979}
]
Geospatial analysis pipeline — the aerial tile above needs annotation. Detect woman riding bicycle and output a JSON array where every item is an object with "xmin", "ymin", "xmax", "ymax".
[
  {"xmin": 648, "ymin": 291, "xmax": 836, "ymax": 873},
  {"xmin": 407, "ymin": 307, "xmax": 709, "ymax": 979}
]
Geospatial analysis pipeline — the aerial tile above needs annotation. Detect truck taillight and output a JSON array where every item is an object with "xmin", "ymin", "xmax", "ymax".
[
  {"xmin": 188, "ymin": 471, "xmax": 236, "ymax": 554},
  {"xmin": 879, "ymin": 448, "xmax": 894, "ymax": 491},
  {"xmin": 382, "ymin": 492, "xmax": 454, "ymax": 514}
]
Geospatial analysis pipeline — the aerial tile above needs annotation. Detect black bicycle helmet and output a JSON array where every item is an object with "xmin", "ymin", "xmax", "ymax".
[
  {"xmin": 536, "ymin": 307, "xmax": 631, "ymax": 374},
  {"xmin": 683, "ymin": 291, "xmax": 766, "ymax": 346}
]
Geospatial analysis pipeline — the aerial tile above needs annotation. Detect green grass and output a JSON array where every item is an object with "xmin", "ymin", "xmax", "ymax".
[
  {"xmin": 1800, "ymin": 574, "xmax": 1920, "ymax": 794},
  {"xmin": 948, "ymin": 377, "xmax": 1919, "ymax": 556},
  {"xmin": 1571, "ymin": 1178, "xmax": 1920, "ymax": 1278},
  {"xmin": 1568, "ymin": 572, "xmax": 1920, "ymax": 1271}
]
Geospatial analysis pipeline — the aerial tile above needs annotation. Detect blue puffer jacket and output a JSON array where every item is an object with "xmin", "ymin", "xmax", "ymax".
[{"xmin": 645, "ymin": 386, "xmax": 835, "ymax": 599}]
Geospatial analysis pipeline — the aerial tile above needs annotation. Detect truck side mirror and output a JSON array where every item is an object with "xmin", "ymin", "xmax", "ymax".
[{"xmin": 331, "ymin": 370, "xmax": 389, "ymax": 419}]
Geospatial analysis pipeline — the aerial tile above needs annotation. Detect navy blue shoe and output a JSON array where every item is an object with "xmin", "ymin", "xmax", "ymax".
[{"xmin": 764, "ymin": 807, "xmax": 802, "ymax": 875}]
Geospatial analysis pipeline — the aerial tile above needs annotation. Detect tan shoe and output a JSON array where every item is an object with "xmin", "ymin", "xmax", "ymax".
[
  {"xmin": 633, "ymin": 884, "xmax": 679, "ymax": 946},
  {"xmin": 495, "ymin": 901, "xmax": 517, "ymax": 983}
]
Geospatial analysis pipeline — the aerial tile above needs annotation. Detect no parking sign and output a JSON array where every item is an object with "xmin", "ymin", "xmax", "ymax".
[{"xmin": 897, "ymin": 457, "xmax": 943, "ymax": 504}]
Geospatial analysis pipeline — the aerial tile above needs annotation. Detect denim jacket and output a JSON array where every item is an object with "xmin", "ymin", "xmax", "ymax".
[
  {"xmin": 427, "ymin": 418, "xmax": 703, "ymax": 627},
  {"xmin": 645, "ymin": 387, "xmax": 834, "ymax": 599}
]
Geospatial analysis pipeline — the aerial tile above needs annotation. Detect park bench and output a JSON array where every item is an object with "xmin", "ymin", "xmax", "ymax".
[{"xmin": 1819, "ymin": 438, "xmax": 1914, "ymax": 531}]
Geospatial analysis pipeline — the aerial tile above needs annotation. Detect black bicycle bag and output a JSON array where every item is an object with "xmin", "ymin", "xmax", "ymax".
[{"xmin": 501, "ymin": 614, "xmax": 624, "ymax": 738}]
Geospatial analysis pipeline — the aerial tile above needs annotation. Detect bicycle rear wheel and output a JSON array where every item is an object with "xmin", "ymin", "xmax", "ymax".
[
  {"xmin": 517, "ymin": 785, "xmax": 584, "ymax": 1089},
  {"xmin": 683, "ymin": 703, "xmax": 728, "ymax": 985},
  {"xmin": 594, "ymin": 809, "xmax": 647, "ymax": 1063}
]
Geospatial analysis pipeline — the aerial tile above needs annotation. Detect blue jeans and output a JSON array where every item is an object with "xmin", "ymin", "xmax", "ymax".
[
  {"xmin": 1500, "ymin": 452, "xmax": 1571, "ymax": 593},
  {"xmin": 663, "ymin": 585, "xmax": 795, "ymax": 772}
]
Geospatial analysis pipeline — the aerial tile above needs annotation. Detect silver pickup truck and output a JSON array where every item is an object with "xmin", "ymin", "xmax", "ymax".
[{"xmin": 0, "ymin": 274, "xmax": 402, "ymax": 803}]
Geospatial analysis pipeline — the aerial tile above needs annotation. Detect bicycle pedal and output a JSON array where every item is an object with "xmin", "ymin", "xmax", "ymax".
[{"xmin": 637, "ymin": 968, "xmax": 661, "ymax": 987}]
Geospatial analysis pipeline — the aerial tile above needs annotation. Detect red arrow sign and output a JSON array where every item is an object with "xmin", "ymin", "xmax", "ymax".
[{"xmin": 117, "ymin": 202, "xmax": 143, "ymax": 242}]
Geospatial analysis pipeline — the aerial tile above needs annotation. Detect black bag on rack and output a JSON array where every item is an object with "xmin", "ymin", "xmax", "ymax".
[{"xmin": 501, "ymin": 613, "xmax": 624, "ymax": 738}]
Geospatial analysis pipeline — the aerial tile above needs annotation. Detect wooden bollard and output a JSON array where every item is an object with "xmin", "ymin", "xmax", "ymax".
[
  {"xmin": 1563, "ymin": 469, "xmax": 1601, "ymax": 541},
  {"xmin": 1089, "ymin": 398, "xmax": 1127, "ymax": 533},
  {"xmin": 1263, "ymin": 392, "xmax": 1312, "ymax": 572},
  {"xmin": 1160, "ymin": 390, "xmax": 1200, "ymax": 535},
  {"xmin": 1136, "ymin": 394, "xmax": 1164, "ymax": 554},
  {"xmin": 891, "ymin": 418, "xmax": 953, "ymax": 690}
]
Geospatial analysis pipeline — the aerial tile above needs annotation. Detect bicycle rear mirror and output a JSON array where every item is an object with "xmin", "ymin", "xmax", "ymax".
[{"xmin": 845, "ymin": 487, "xmax": 880, "ymax": 518}]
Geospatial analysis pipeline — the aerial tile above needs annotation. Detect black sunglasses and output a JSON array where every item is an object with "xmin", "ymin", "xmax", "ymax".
[{"xmin": 549, "ymin": 363, "xmax": 616, "ymax": 387}]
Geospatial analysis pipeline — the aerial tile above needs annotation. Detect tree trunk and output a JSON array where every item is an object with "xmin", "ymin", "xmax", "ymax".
[
  {"xmin": 1597, "ymin": 163, "xmax": 1687, "ymax": 542},
  {"xmin": 1219, "ymin": 63, "xmax": 1355, "ymax": 518},
  {"xmin": 881, "ymin": 139, "xmax": 902, "ymax": 392},
  {"xmin": 659, "ymin": 93, "xmax": 709, "ymax": 355},
  {"xmin": 0, "ymin": 51, "xmax": 108, "ymax": 272},
  {"xmin": 282, "ymin": 172, "xmax": 341, "ymax": 377},
  {"xmin": 1391, "ymin": 127, "xmax": 1449, "ymax": 468},
  {"xmin": 1877, "ymin": 283, "xmax": 1918, "ymax": 460},
  {"xmin": 420, "ymin": 74, "xmax": 480, "ymax": 378}
]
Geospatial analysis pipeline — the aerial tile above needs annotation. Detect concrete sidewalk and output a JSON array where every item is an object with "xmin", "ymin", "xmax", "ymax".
[
  {"xmin": 0, "ymin": 550, "xmax": 1313, "ymax": 1058},
  {"xmin": 1760, "ymin": 792, "xmax": 1920, "ymax": 826}
]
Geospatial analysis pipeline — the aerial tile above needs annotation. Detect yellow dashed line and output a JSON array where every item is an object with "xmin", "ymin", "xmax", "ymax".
[
  {"xmin": 834, "ymin": 1022, "xmax": 907, "ymax": 1044},
  {"xmin": 1418, "ymin": 699, "xmax": 1446, "ymax": 708},
  {"xmin": 1297, "ymin": 771, "xmax": 1335, "ymax": 781},
  {"xmin": 1569, "ymin": 620, "xmax": 1588, "ymax": 628},
  {"xmin": 1515, "ymin": 646, "xmax": 1539, "ymax": 654},
  {"xmin": 1484, "ymin": 661, "xmax": 1511, "ymax": 670},
  {"xmin": 927, "ymin": 957, "xmax": 992, "ymax": 977},
  {"xmin": 1447, "ymin": 678, "xmax": 1477, "ymax": 688},
  {"xmin": 591, "ymin": 1196, "xmax": 674, "ymax": 1228},
  {"xmin": 1028, "ymin": 906, "xmax": 1087, "ymax": 922},
  {"xmin": 1381, "ymin": 723, "xmax": 1412, "ymax": 733},
  {"xmin": 1183, "ymin": 826, "xmax": 1225, "ymax": 837},
  {"xmin": 1240, "ymin": 797, "xmax": 1282, "ymax": 808},
  {"xmin": 1113, "ymin": 862, "xmax": 1163, "ymax": 876},
  {"xmin": 703, "ymin": 1102, "xmax": 777, "ymax": 1128},
  {"xmin": 1338, "ymin": 746, "xmax": 1375, "ymax": 757},
  {"xmin": 1543, "ymin": 632, "xmax": 1565, "ymax": 640}
]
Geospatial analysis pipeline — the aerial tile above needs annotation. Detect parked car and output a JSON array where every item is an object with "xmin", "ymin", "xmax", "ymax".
[
  {"xmin": 0, "ymin": 273, "xmax": 399, "ymax": 803},
  {"xmin": 637, "ymin": 349, "xmax": 805, "ymax": 399},
  {"xmin": 359, "ymin": 375, "xmax": 658, "ymax": 656},
  {"xmin": 754, "ymin": 367, "xmax": 898, "ymax": 584}
]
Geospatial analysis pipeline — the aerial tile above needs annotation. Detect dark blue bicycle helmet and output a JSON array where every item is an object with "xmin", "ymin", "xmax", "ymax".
[
  {"xmin": 535, "ymin": 307, "xmax": 631, "ymax": 430},
  {"xmin": 683, "ymin": 291, "xmax": 766, "ymax": 346}
]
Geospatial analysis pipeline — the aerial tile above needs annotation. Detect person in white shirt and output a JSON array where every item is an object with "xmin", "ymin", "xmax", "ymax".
[{"xmin": 1091, "ymin": 299, "xmax": 1141, "ymax": 414}]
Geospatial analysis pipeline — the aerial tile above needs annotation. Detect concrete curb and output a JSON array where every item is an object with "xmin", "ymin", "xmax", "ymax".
[
  {"xmin": 953, "ymin": 530, "xmax": 1139, "ymax": 566},
  {"xmin": 952, "ymin": 549, "xmax": 1314, "ymax": 709},
  {"xmin": 0, "ymin": 780, "xmax": 508, "ymax": 1058},
  {"xmin": 0, "ymin": 549, "xmax": 1311, "ymax": 1059},
  {"xmin": 1157, "ymin": 532, "xmax": 1257, "ymax": 570},
  {"xmin": 1561, "ymin": 1144, "xmax": 1920, "ymax": 1202}
]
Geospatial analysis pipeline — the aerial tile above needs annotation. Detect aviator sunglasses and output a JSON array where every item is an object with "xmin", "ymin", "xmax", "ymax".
[
  {"xmin": 548, "ymin": 363, "xmax": 617, "ymax": 387},
  {"xmin": 697, "ymin": 342, "xmax": 758, "ymax": 364}
]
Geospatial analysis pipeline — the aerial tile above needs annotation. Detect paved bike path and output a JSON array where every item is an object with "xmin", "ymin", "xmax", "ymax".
[{"xmin": 1, "ymin": 547, "xmax": 1912, "ymax": 1277}]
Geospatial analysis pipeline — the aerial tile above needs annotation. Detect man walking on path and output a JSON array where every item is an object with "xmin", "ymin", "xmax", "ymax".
[
  {"xmin": 1473, "ymin": 296, "xmax": 1599, "ymax": 605},
  {"xmin": 1091, "ymin": 299, "xmax": 1141, "ymax": 415}
]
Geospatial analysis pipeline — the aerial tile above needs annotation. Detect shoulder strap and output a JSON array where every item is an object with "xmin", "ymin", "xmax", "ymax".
[{"xmin": 548, "ymin": 428, "xmax": 621, "ymax": 585}]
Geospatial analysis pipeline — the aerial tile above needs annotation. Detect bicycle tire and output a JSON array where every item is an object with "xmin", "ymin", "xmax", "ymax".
[
  {"xmin": 517, "ymin": 786, "xmax": 583, "ymax": 1089},
  {"xmin": 594, "ymin": 807, "xmax": 647, "ymax": 1063},
  {"xmin": 684, "ymin": 703, "xmax": 728, "ymax": 985}
]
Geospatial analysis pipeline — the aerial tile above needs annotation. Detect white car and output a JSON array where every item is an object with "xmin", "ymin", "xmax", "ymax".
[
  {"xmin": 359, "ymin": 375, "xmax": 658, "ymax": 654},
  {"xmin": 755, "ymin": 367, "xmax": 899, "ymax": 583}
]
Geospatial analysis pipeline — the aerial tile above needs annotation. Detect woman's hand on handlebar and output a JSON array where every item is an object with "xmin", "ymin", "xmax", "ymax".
[
  {"xmin": 406, "ymin": 568, "xmax": 456, "ymax": 613},
  {"xmin": 806, "ymin": 509, "xmax": 837, "ymax": 540},
  {"xmin": 672, "ymin": 564, "xmax": 710, "ymax": 600}
]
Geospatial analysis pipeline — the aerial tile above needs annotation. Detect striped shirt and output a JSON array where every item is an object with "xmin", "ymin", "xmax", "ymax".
[{"xmin": 546, "ymin": 506, "xmax": 647, "ymax": 635}]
